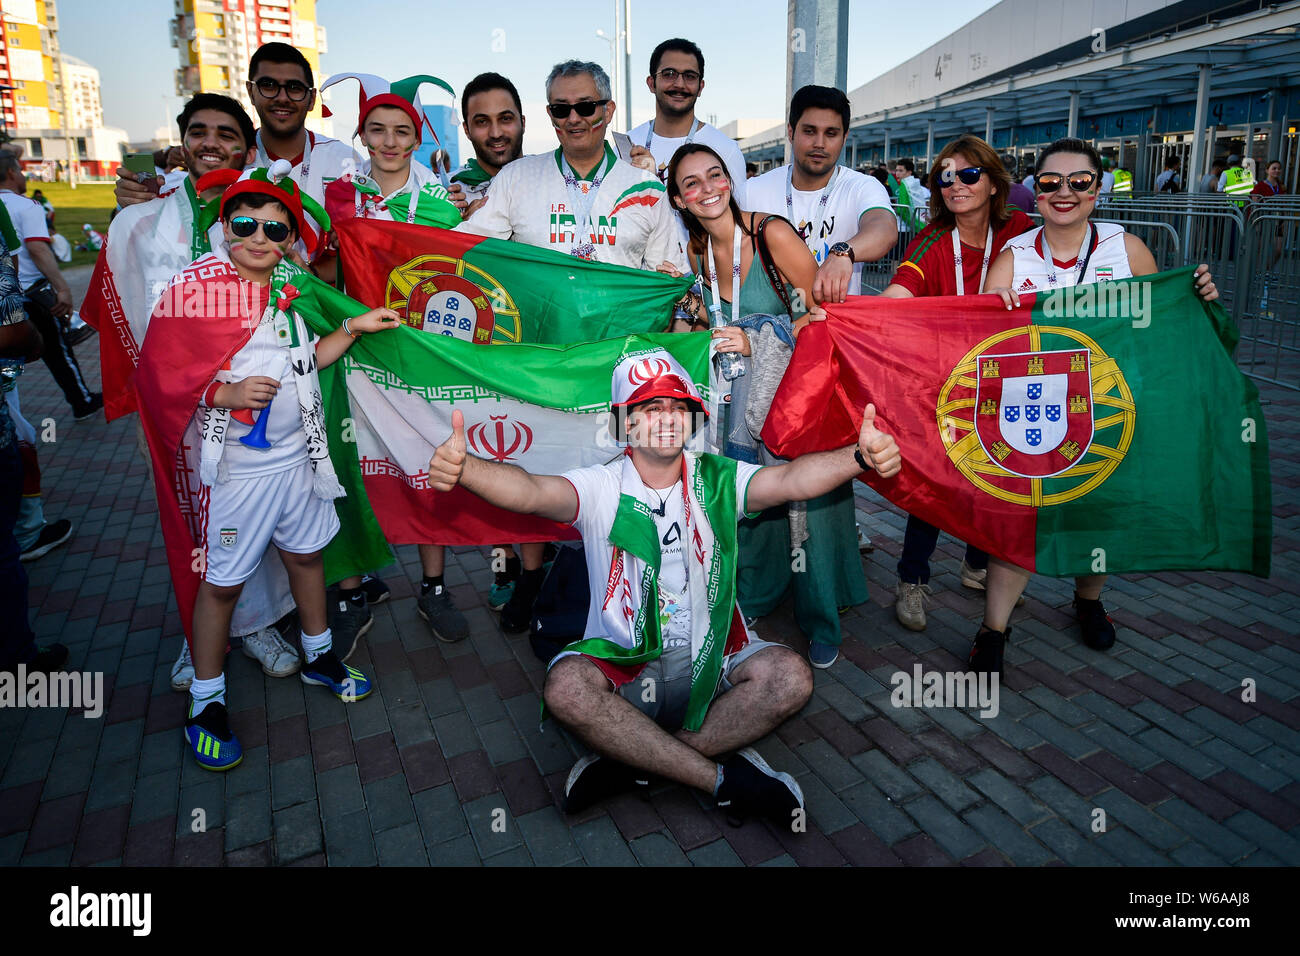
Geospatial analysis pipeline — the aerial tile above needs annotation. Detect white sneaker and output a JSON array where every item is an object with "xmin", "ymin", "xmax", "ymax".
[
  {"xmin": 960, "ymin": 560, "xmax": 988, "ymax": 590},
  {"xmin": 241, "ymin": 627, "xmax": 301, "ymax": 677},
  {"xmin": 894, "ymin": 580, "xmax": 932, "ymax": 631},
  {"xmin": 170, "ymin": 642, "xmax": 194, "ymax": 692}
]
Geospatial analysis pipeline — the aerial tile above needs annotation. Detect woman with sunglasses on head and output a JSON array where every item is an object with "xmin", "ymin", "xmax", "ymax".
[
  {"xmin": 667, "ymin": 142, "xmax": 867, "ymax": 670},
  {"xmin": 972, "ymin": 137, "xmax": 1219, "ymax": 675},
  {"xmin": 877, "ymin": 135, "xmax": 1035, "ymax": 633}
]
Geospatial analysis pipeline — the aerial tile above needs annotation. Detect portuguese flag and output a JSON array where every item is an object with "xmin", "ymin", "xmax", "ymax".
[
  {"xmin": 762, "ymin": 267, "xmax": 1272, "ymax": 577},
  {"xmin": 272, "ymin": 265, "xmax": 711, "ymax": 583},
  {"xmin": 334, "ymin": 218, "xmax": 692, "ymax": 344}
]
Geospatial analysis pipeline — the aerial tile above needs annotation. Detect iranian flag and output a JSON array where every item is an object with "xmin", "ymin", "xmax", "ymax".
[
  {"xmin": 276, "ymin": 267, "xmax": 711, "ymax": 584},
  {"xmin": 762, "ymin": 267, "xmax": 1272, "ymax": 577},
  {"xmin": 334, "ymin": 218, "xmax": 692, "ymax": 344}
]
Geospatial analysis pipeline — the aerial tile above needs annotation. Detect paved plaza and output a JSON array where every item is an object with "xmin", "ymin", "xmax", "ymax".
[{"xmin": 3, "ymin": 270, "xmax": 1297, "ymax": 866}]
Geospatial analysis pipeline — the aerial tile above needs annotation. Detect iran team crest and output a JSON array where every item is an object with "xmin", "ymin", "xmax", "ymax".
[{"xmin": 975, "ymin": 349, "xmax": 1094, "ymax": 478}]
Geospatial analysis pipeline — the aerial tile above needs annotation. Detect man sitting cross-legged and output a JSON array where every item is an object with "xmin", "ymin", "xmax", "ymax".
[{"xmin": 427, "ymin": 348, "xmax": 901, "ymax": 825}]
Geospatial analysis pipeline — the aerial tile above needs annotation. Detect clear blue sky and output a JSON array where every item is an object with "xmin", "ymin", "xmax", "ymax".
[{"xmin": 59, "ymin": 0, "xmax": 999, "ymax": 153}]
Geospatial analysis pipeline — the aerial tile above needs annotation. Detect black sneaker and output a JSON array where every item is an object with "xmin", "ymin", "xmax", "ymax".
[
  {"xmin": 19, "ymin": 519, "xmax": 73, "ymax": 562},
  {"xmin": 715, "ymin": 748, "xmax": 804, "ymax": 827},
  {"xmin": 561, "ymin": 755, "xmax": 650, "ymax": 814},
  {"xmin": 968, "ymin": 624, "xmax": 1009, "ymax": 676},
  {"xmin": 73, "ymin": 393, "xmax": 104, "ymax": 422},
  {"xmin": 29, "ymin": 643, "xmax": 68, "ymax": 672},
  {"xmin": 328, "ymin": 592, "xmax": 373, "ymax": 662},
  {"xmin": 360, "ymin": 574, "xmax": 390, "ymax": 605},
  {"xmin": 500, "ymin": 569, "xmax": 543, "ymax": 633},
  {"xmin": 1073, "ymin": 593, "xmax": 1117, "ymax": 650},
  {"xmin": 65, "ymin": 323, "xmax": 97, "ymax": 346}
]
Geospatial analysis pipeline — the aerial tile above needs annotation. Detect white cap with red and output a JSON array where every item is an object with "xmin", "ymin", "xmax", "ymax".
[{"xmin": 610, "ymin": 348, "xmax": 707, "ymax": 440}]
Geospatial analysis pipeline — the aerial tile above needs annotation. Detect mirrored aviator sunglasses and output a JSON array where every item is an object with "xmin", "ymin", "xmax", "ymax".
[
  {"xmin": 546, "ymin": 99, "xmax": 609, "ymax": 119},
  {"xmin": 1035, "ymin": 170, "xmax": 1097, "ymax": 193},
  {"xmin": 935, "ymin": 166, "xmax": 984, "ymax": 189},
  {"xmin": 230, "ymin": 216, "xmax": 291, "ymax": 243}
]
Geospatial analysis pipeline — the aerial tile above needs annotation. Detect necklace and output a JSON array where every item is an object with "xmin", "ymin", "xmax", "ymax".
[{"xmin": 786, "ymin": 165, "xmax": 839, "ymax": 254}]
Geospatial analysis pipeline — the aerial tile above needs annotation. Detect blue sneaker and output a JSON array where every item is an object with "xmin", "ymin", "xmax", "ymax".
[
  {"xmin": 300, "ymin": 650, "xmax": 372, "ymax": 702},
  {"xmin": 809, "ymin": 642, "xmax": 839, "ymax": 669},
  {"xmin": 184, "ymin": 702, "xmax": 243, "ymax": 772}
]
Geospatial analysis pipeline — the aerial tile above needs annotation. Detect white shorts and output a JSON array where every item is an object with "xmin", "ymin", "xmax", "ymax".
[{"xmin": 200, "ymin": 459, "xmax": 340, "ymax": 587}]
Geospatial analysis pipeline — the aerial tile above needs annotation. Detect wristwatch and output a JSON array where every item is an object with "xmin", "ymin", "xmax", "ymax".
[{"xmin": 829, "ymin": 241, "xmax": 855, "ymax": 263}]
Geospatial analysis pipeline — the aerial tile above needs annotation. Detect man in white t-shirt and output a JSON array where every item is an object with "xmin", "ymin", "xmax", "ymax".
[
  {"xmin": 449, "ymin": 72, "xmax": 526, "ymax": 218},
  {"xmin": 627, "ymin": 38, "xmax": 746, "ymax": 204},
  {"xmin": 746, "ymin": 85, "xmax": 896, "ymax": 301},
  {"xmin": 427, "ymin": 346, "xmax": 902, "ymax": 825},
  {"xmin": 457, "ymin": 60, "xmax": 685, "ymax": 273}
]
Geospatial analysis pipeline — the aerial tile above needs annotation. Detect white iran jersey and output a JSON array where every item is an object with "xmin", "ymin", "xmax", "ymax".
[
  {"xmin": 1004, "ymin": 222, "xmax": 1131, "ymax": 293},
  {"xmin": 454, "ymin": 145, "xmax": 688, "ymax": 272},
  {"xmin": 746, "ymin": 164, "xmax": 895, "ymax": 296},
  {"xmin": 254, "ymin": 130, "xmax": 362, "ymax": 205}
]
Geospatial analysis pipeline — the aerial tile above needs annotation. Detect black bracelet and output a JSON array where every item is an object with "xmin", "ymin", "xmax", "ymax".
[{"xmin": 854, "ymin": 448, "xmax": 871, "ymax": 472}]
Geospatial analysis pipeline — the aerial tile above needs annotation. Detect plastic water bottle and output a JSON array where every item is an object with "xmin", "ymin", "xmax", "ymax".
[{"xmin": 709, "ymin": 307, "xmax": 747, "ymax": 382}]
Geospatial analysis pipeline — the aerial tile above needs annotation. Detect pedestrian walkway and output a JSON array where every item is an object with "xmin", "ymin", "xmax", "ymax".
[{"xmin": 3, "ymin": 330, "xmax": 1297, "ymax": 866}]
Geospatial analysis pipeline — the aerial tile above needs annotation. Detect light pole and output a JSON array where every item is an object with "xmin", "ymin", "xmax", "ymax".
[{"xmin": 595, "ymin": 28, "xmax": 618, "ymax": 129}]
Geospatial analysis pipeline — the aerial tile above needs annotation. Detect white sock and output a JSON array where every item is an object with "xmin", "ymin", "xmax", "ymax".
[
  {"xmin": 301, "ymin": 628, "xmax": 333, "ymax": 663},
  {"xmin": 189, "ymin": 673, "xmax": 226, "ymax": 718}
]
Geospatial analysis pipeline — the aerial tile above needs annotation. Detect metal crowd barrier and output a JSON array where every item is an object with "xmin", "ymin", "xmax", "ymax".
[{"xmin": 856, "ymin": 196, "xmax": 1300, "ymax": 389}]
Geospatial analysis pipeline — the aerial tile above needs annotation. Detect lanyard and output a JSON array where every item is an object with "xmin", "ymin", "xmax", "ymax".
[
  {"xmin": 786, "ymin": 166, "xmax": 839, "ymax": 256},
  {"xmin": 644, "ymin": 117, "xmax": 701, "ymax": 149},
  {"xmin": 705, "ymin": 224, "xmax": 742, "ymax": 329},
  {"xmin": 256, "ymin": 130, "xmax": 313, "ymax": 187},
  {"xmin": 951, "ymin": 225, "xmax": 994, "ymax": 296},
  {"xmin": 561, "ymin": 149, "xmax": 615, "ymax": 259},
  {"xmin": 354, "ymin": 167, "xmax": 421, "ymax": 224},
  {"xmin": 1040, "ymin": 223, "xmax": 1097, "ymax": 287}
]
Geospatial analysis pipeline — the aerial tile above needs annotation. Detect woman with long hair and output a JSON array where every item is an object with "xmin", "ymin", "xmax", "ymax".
[
  {"xmin": 667, "ymin": 142, "xmax": 866, "ymax": 669},
  {"xmin": 974, "ymin": 137, "xmax": 1219, "ymax": 675},
  {"xmin": 878, "ymin": 134, "xmax": 1034, "ymax": 633}
]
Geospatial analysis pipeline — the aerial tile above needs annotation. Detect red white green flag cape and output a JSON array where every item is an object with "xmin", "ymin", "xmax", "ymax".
[
  {"xmin": 762, "ymin": 268, "xmax": 1272, "ymax": 577},
  {"xmin": 81, "ymin": 178, "xmax": 223, "ymax": 420}
]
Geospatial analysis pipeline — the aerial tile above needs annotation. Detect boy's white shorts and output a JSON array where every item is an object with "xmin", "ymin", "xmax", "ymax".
[{"xmin": 200, "ymin": 459, "xmax": 340, "ymax": 587}]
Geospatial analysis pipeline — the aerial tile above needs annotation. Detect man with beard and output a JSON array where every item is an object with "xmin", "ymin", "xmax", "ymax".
[
  {"xmin": 746, "ymin": 85, "xmax": 895, "ymax": 303},
  {"xmin": 627, "ymin": 39, "xmax": 746, "ymax": 202},
  {"xmin": 451, "ymin": 72, "xmax": 525, "ymax": 219}
]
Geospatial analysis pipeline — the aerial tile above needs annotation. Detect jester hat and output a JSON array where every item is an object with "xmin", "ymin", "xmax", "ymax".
[
  {"xmin": 319, "ymin": 72, "xmax": 455, "ymax": 144},
  {"xmin": 195, "ymin": 159, "xmax": 331, "ymax": 256}
]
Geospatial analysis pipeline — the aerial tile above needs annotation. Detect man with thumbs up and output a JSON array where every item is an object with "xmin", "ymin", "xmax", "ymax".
[{"xmin": 428, "ymin": 348, "xmax": 900, "ymax": 825}]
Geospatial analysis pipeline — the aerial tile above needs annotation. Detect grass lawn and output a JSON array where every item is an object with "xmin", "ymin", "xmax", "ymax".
[{"xmin": 25, "ymin": 180, "xmax": 117, "ymax": 270}]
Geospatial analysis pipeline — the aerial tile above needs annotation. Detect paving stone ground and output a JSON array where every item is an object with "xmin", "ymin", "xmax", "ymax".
[{"xmin": 5, "ymin": 274, "xmax": 1298, "ymax": 866}]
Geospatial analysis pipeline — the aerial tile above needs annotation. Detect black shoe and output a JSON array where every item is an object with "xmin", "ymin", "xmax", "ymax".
[
  {"xmin": 328, "ymin": 592, "xmax": 372, "ymax": 662},
  {"xmin": 716, "ymin": 748, "xmax": 804, "ymax": 827},
  {"xmin": 500, "ymin": 569, "xmax": 543, "ymax": 633},
  {"xmin": 65, "ymin": 323, "xmax": 96, "ymax": 346},
  {"xmin": 360, "ymin": 574, "xmax": 390, "ymax": 605},
  {"xmin": 28, "ymin": 643, "xmax": 68, "ymax": 672},
  {"xmin": 561, "ymin": 755, "xmax": 650, "ymax": 814},
  {"xmin": 1074, "ymin": 593, "xmax": 1117, "ymax": 650},
  {"xmin": 968, "ymin": 624, "xmax": 1009, "ymax": 676},
  {"xmin": 73, "ymin": 394, "xmax": 104, "ymax": 422},
  {"xmin": 19, "ymin": 519, "xmax": 73, "ymax": 562}
]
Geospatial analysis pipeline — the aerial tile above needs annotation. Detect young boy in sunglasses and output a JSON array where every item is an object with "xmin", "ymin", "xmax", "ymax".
[{"xmin": 136, "ymin": 163, "xmax": 400, "ymax": 770}]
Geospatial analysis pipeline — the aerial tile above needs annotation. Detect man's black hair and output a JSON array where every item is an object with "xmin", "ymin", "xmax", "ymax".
[
  {"xmin": 649, "ymin": 38, "xmax": 704, "ymax": 77},
  {"xmin": 223, "ymin": 193, "xmax": 297, "ymax": 238},
  {"xmin": 788, "ymin": 85, "xmax": 850, "ymax": 133},
  {"xmin": 461, "ymin": 72, "xmax": 523, "ymax": 120},
  {"xmin": 896, "ymin": 157, "xmax": 915, "ymax": 174},
  {"xmin": 248, "ymin": 42, "xmax": 313, "ymax": 87},
  {"xmin": 176, "ymin": 93, "xmax": 255, "ymax": 150}
]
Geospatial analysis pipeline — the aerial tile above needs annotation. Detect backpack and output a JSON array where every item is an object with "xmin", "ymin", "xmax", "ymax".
[{"xmin": 528, "ymin": 543, "xmax": 591, "ymax": 663}]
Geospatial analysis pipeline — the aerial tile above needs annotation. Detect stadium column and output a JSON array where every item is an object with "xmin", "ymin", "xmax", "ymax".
[
  {"xmin": 1189, "ymin": 64, "xmax": 1211, "ymax": 193},
  {"xmin": 883, "ymin": 129, "xmax": 891, "ymax": 166},
  {"xmin": 1067, "ymin": 90, "xmax": 1079, "ymax": 139},
  {"xmin": 925, "ymin": 119, "xmax": 934, "ymax": 169},
  {"xmin": 985, "ymin": 107, "xmax": 994, "ymax": 144}
]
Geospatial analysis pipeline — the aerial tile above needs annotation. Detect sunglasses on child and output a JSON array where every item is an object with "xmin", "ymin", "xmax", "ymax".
[
  {"xmin": 229, "ymin": 216, "xmax": 292, "ymax": 243},
  {"xmin": 935, "ymin": 166, "xmax": 985, "ymax": 188},
  {"xmin": 546, "ymin": 99, "xmax": 610, "ymax": 119},
  {"xmin": 1035, "ymin": 171, "xmax": 1098, "ymax": 193}
]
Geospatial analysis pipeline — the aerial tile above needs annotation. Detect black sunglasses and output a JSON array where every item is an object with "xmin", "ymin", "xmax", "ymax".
[
  {"xmin": 935, "ymin": 166, "xmax": 985, "ymax": 188},
  {"xmin": 252, "ymin": 77, "xmax": 312, "ymax": 102},
  {"xmin": 230, "ymin": 216, "xmax": 292, "ymax": 243},
  {"xmin": 1035, "ymin": 170, "xmax": 1097, "ymax": 193},
  {"xmin": 546, "ymin": 99, "xmax": 609, "ymax": 119}
]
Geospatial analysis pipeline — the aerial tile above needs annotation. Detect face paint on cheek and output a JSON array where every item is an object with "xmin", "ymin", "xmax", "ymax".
[
  {"xmin": 229, "ymin": 240, "xmax": 246, "ymax": 252},
  {"xmin": 681, "ymin": 187, "xmax": 703, "ymax": 201},
  {"xmin": 589, "ymin": 114, "xmax": 607, "ymax": 131}
]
